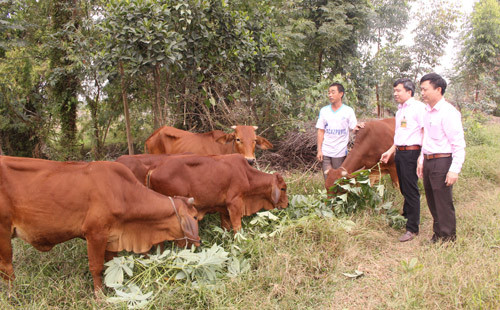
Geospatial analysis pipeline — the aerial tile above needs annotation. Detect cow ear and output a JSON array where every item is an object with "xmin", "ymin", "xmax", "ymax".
[
  {"xmin": 272, "ymin": 185, "xmax": 281, "ymax": 205},
  {"xmin": 180, "ymin": 216, "xmax": 198, "ymax": 241},
  {"xmin": 215, "ymin": 133, "xmax": 235, "ymax": 144},
  {"xmin": 256, "ymin": 136, "xmax": 273, "ymax": 149}
]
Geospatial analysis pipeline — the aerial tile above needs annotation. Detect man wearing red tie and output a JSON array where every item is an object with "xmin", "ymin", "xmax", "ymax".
[
  {"xmin": 381, "ymin": 78, "xmax": 426, "ymax": 242},
  {"xmin": 417, "ymin": 73, "xmax": 466, "ymax": 243}
]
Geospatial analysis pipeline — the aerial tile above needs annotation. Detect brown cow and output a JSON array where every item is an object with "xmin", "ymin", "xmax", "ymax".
[
  {"xmin": 0, "ymin": 156, "xmax": 200, "ymax": 295},
  {"xmin": 117, "ymin": 154, "xmax": 288, "ymax": 232},
  {"xmin": 325, "ymin": 118, "xmax": 399, "ymax": 193},
  {"xmin": 144, "ymin": 125, "xmax": 273, "ymax": 165},
  {"xmin": 115, "ymin": 153, "xmax": 172, "ymax": 184}
]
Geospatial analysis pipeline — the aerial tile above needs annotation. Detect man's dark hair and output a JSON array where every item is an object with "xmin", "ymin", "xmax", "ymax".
[
  {"xmin": 420, "ymin": 73, "xmax": 447, "ymax": 95},
  {"xmin": 329, "ymin": 82, "xmax": 345, "ymax": 98},
  {"xmin": 393, "ymin": 78, "xmax": 415, "ymax": 97}
]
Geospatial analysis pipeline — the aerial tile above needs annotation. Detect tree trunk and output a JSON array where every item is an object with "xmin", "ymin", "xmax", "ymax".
[
  {"xmin": 376, "ymin": 84, "xmax": 381, "ymax": 117},
  {"xmin": 162, "ymin": 69, "xmax": 171, "ymax": 125},
  {"xmin": 119, "ymin": 61, "xmax": 134, "ymax": 155},
  {"xmin": 318, "ymin": 49, "xmax": 323, "ymax": 79},
  {"xmin": 153, "ymin": 63, "xmax": 162, "ymax": 129}
]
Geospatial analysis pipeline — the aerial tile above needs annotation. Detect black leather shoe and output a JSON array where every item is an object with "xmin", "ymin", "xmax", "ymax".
[{"xmin": 430, "ymin": 234, "xmax": 439, "ymax": 243}]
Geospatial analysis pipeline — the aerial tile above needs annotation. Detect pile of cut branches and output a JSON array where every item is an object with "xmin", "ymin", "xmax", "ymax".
[{"xmin": 258, "ymin": 122, "xmax": 318, "ymax": 170}]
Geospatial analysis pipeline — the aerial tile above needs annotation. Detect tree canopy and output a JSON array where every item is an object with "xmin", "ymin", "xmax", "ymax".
[{"xmin": 0, "ymin": 0, "xmax": 492, "ymax": 158}]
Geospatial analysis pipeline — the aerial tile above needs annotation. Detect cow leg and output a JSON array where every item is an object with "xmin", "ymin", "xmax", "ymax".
[
  {"xmin": 0, "ymin": 226, "xmax": 15, "ymax": 296},
  {"xmin": 388, "ymin": 164, "xmax": 399, "ymax": 188},
  {"xmin": 104, "ymin": 250, "xmax": 117, "ymax": 262},
  {"xmin": 227, "ymin": 199, "xmax": 244, "ymax": 232},
  {"xmin": 85, "ymin": 234, "xmax": 108, "ymax": 295},
  {"xmin": 220, "ymin": 212, "xmax": 232, "ymax": 231}
]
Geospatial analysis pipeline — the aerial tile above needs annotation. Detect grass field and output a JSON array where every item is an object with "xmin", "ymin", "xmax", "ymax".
[{"xmin": 1, "ymin": 118, "xmax": 499, "ymax": 309}]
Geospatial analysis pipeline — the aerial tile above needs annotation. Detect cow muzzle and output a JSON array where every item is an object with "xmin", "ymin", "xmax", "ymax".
[{"xmin": 246, "ymin": 158, "xmax": 256, "ymax": 165}]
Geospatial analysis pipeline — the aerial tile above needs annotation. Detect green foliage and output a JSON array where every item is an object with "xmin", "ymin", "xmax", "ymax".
[
  {"xmin": 453, "ymin": 0, "xmax": 500, "ymax": 115},
  {"xmin": 462, "ymin": 110, "xmax": 488, "ymax": 146},
  {"xmin": 400, "ymin": 257, "xmax": 423, "ymax": 273},
  {"xmin": 325, "ymin": 165, "xmax": 407, "ymax": 229},
  {"xmin": 411, "ymin": 0, "xmax": 460, "ymax": 80},
  {"xmin": 103, "ymin": 244, "xmax": 238, "ymax": 308}
]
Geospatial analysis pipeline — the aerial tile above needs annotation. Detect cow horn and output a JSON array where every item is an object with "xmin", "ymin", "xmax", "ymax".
[
  {"xmin": 324, "ymin": 169, "xmax": 330, "ymax": 175},
  {"xmin": 253, "ymin": 126, "xmax": 258, "ymax": 130},
  {"xmin": 341, "ymin": 170, "xmax": 348, "ymax": 177},
  {"xmin": 187, "ymin": 197, "xmax": 195, "ymax": 205},
  {"xmin": 231, "ymin": 125, "xmax": 237, "ymax": 129}
]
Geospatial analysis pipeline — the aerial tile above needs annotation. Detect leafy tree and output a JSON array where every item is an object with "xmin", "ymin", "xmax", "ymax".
[
  {"xmin": 453, "ymin": 0, "xmax": 500, "ymax": 115},
  {"xmin": 47, "ymin": 0, "xmax": 82, "ymax": 154},
  {"xmin": 410, "ymin": 0, "xmax": 460, "ymax": 81},
  {"xmin": 274, "ymin": 0, "xmax": 371, "ymax": 96},
  {"xmin": 0, "ymin": 0, "xmax": 52, "ymax": 157},
  {"xmin": 364, "ymin": 0, "xmax": 414, "ymax": 116}
]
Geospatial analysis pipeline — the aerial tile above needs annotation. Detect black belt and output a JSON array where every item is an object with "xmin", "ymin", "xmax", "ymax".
[
  {"xmin": 396, "ymin": 145, "xmax": 421, "ymax": 151},
  {"xmin": 424, "ymin": 153, "xmax": 451, "ymax": 160}
]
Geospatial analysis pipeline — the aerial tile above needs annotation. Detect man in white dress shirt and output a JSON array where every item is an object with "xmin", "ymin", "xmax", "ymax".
[
  {"xmin": 417, "ymin": 73, "xmax": 465, "ymax": 243},
  {"xmin": 381, "ymin": 78, "xmax": 426, "ymax": 242}
]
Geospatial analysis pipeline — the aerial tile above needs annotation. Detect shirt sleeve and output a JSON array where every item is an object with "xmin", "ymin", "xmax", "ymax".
[
  {"xmin": 416, "ymin": 103, "xmax": 426, "ymax": 129},
  {"xmin": 348, "ymin": 108, "xmax": 357, "ymax": 130},
  {"xmin": 444, "ymin": 109, "xmax": 466, "ymax": 173},
  {"xmin": 316, "ymin": 108, "xmax": 326, "ymax": 129}
]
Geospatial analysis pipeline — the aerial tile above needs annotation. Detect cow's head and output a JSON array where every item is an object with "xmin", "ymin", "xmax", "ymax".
[
  {"xmin": 215, "ymin": 125, "xmax": 273, "ymax": 165},
  {"xmin": 172, "ymin": 197, "xmax": 201, "ymax": 248},
  {"xmin": 324, "ymin": 168, "xmax": 349, "ymax": 190},
  {"xmin": 270, "ymin": 173, "xmax": 288, "ymax": 209},
  {"xmin": 324, "ymin": 167, "xmax": 351, "ymax": 197}
]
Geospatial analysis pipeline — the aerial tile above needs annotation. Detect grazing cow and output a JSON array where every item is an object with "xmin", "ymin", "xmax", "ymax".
[
  {"xmin": 117, "ymin": 154, "xmax": 288, "ymax": 232},
  {"xmin": 144, "ymin": 125, "xmax": 273, "ymax": 165},
  {"xmin": 325, "ymin": 118, "xmax": 399, "ymax": 193},
  {"xmin": 115, "ymin": 154, "xmax": 172, "ymax": 184},
  {"xmin": 0, "ymin": 156, "xmax": 200, "ymax": 295}
]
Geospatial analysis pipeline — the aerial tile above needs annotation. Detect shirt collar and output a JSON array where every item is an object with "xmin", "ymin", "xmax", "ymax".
[
  {"xmin": 398, "ymin": 97, "xmax": 415, "ymax": 109},
  {"xmin": 425, "ymin": 97, "xmax": 446, "ymax": 112}
]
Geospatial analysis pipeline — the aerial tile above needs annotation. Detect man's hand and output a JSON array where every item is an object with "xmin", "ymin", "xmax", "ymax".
[
  {"xmin": 380, "ymin": 150, "xmax": 391, "ymax": 164},
  {"xmin": 354, "ymin": 122, "xmax": 365, "ymax": 132},
  {"xmin": 445, "ymin": 171, "xmax": 458, "ymax": 186},
  {"xmin": 417, "ymin": 162, "xmax": 423, "ymax": 179},
  {"xmin": 317, "ymin": 150, "xmax": 323, "ymax": 162}
]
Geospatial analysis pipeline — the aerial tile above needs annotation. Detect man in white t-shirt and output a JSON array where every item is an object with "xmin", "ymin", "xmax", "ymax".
[{"xmin": 316, "ymin": 82, "xmax": 358, "ymax": 181}]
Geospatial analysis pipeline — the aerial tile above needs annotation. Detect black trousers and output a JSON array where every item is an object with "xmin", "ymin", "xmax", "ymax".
[
  {"xmin": 423, "ymin": 157, "xmax": 456, "ymax": 239},
  {"xmin": 395, "ymin": 149, "xmax": 421, "ymax": 233}
]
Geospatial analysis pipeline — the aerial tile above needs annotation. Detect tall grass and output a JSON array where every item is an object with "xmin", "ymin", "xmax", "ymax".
[{"xmin": 1, "ymin": 118, "xmax": 499, "ymax": 309}]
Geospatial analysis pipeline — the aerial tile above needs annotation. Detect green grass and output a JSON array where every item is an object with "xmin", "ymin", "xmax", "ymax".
[{"xmin": 1, "ymin": 119, "xmax": 499, "ymax": 309}]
